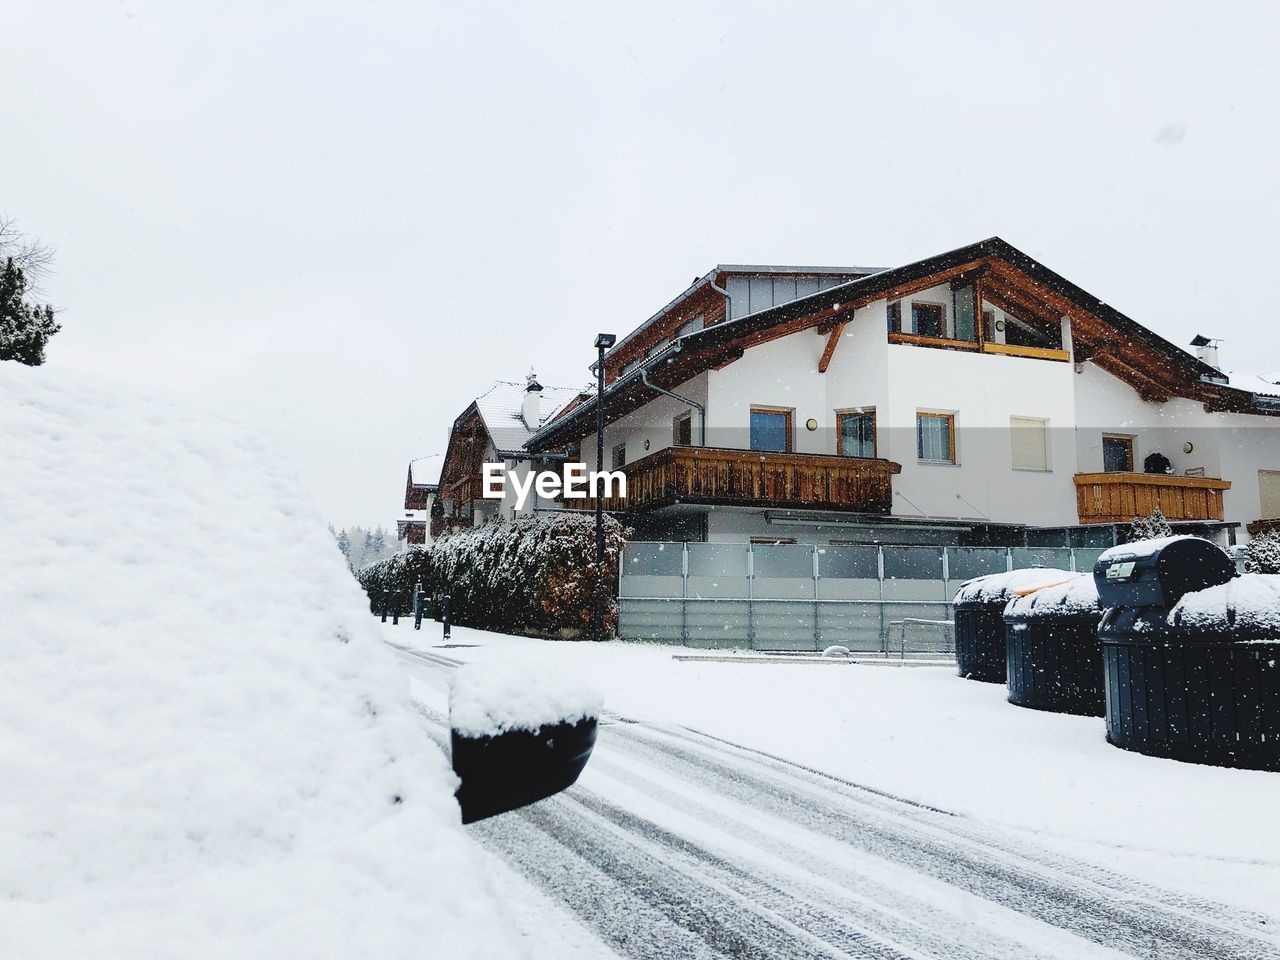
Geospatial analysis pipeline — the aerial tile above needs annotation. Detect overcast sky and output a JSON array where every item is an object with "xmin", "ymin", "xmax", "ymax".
[{"xmin": 5, "ymin": 2, "xmax": 1278, "ymax": 526}]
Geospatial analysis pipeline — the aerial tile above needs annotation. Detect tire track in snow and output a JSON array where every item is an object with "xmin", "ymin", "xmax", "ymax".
[{"xmin": 395, "ymin": 646, "xmax": 1280, "ymax": 959}]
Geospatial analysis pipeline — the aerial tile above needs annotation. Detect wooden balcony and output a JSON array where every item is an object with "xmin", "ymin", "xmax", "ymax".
[
  {"xmin": 563, "ymin": 445, "xmax": 901, "ymax": 514},
  {"xmin": 1074, "ymin": 472, "xmax": 1231, "ymax": 525}
]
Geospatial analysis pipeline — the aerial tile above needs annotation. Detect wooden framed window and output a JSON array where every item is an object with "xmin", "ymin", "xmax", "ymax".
[
  {"xmin": 1010, "ymin": 416, "xmax": 1050, "ymax": 471},
  {"xmin": 837, "ymin": 408, "xmax": 877, "ymax": 458},
  {"xmin": 982, "ymin": 307, "xmax": 996, "ymax": 340},
  {"xmin": 916, "ymin": 412, "xmax": 956, "ymax": 463},
  {"xmin": 1102, "ymin": 434, "xmax": 1134, "ymax": 473},
  {"xmin": 749, "ymin": 406, "xmax": 793, "ymax": 453},
  {"xmin": 1259, "ymin": 470, "xmax": 1280, "ymax": 519},
  {"xmin": 910, "ymin": 302, "xmax": 945, "ymax": 338},
  {"xmin": 611, "ymin": 443, "xmax": 626, "ymax": 470},
  {"xmin": 674, "ymin": 412, "xmax": 693, "ymax": 446},
  {"xmin": 887, "ymin": 301, "xmax": 902, "ymax": 333}
]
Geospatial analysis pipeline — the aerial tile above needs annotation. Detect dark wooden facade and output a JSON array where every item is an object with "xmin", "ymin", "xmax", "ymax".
[{"xmin": 1073, "ymin": 472, "xmax": 1231, "ymax": 525}]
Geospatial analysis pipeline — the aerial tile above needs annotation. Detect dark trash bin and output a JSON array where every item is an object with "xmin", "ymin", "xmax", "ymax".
[
  {"xmin": 1094, "ymin": 537, "xmax": 1279, "ymax": 771},
  {"xmin": 953, "ymin": 569, "xmax": 1073, "ymax": 682},
  {"xmin": 1003, "ymin": 575, "xmax": 1105, "ymax": 715}
]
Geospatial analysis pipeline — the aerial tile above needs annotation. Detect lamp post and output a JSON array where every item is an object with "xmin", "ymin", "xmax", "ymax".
[{"xmin": 592, "ymin": 332, "xmax": 616, "ymax": 642}]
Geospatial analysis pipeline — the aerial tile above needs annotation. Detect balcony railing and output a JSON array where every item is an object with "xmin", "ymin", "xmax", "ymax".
[
  {"xmin": 1247, "ymin": 517, "xmax": 1280, "ymax": 537},
  {"xmin": 1073, "ymin": 471, "xmax": 1231, "ymax": 525},
  {"xmin": 563, "ymin": 445, "xmax": 901, "ymax": 514}
]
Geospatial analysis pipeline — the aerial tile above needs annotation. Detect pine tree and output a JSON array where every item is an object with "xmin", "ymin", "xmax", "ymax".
[
  {"xmin": 1128, "ymin": 506, "xmax": 1173, "ymax": 542},
  {"xmin": 0, "ymin": 258, "xmax": 59, "ymax": 365},
  {"xmin": 1244, "ymin": 532, "xmax": 1280, "ymax": 574}
]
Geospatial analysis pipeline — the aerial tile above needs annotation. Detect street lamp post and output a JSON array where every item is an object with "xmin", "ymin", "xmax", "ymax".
[{"xmin": 592, "ymin": 332, "xmax": 616, "ymax": 642}]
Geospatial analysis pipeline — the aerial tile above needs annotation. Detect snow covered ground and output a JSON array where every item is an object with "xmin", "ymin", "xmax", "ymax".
[{"xmin": 387, "ymin": 621, "xmax": 1280, "ymax": 919}]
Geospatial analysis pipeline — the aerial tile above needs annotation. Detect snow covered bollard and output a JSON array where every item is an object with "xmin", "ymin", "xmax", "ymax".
[
  {"xmin": 449, "ymin": 662, "xmax": 603, "ymax": 824},
  {"xmin": 952, "ymin": 569, "xmax": 1073, "ymax": 682}
]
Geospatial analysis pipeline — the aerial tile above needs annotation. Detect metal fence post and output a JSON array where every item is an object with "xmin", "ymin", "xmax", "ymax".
[
  {"xmin": 877, "ymin": 545, "xmax": 887, "ymax": 654},
  {"xmin": 812, "ymin": 545, "xmax": 821, "ymax": 652},
  {"xmin": 681, "ymin": 541, "xmax": 689, "ymax": 646},
  {"xmin": 442, "ymin": 594, "xmax": 452, "ymax": 641},
  {"xmin": 413, "ymin": 581, "xmax": 423, "ymax": 631}
]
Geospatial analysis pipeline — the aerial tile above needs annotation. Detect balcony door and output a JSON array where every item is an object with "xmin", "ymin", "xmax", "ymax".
[
  {"xmin": 750, "ymin": 407, "xmax": 793, "ymax": 453},
  {"xmin": 1102, "ymin": 435, "xmax": 1134, "ymax": 472}
]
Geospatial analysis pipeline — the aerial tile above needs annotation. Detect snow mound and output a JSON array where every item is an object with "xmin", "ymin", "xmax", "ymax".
[
  {"xmin": 953, "ymin": 568, "xmax": 1074, "ymax": 606},
  {"xmin": 821, "ymin": 645, "xmax": 851, "ymax": 658},
  {"xmin": 450, "ymin": 661, "xmax": 603, "ymax": 738},
  {"xmin": 0, "ymin": 364, "xmax": 519, "ymax": 960},
  {"xmin": 1005, "ymin": 574, "xmax": 1101, "ymax": 620},
  {"xmin": 1169, "ymin": 574, "xmax": 1280, "ymax": 635}
]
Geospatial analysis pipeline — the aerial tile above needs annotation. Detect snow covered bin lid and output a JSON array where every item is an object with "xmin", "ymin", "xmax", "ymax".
[
  {"xmin": 1093, "ymin": 535, "xmax": 1236, "ymax": 610},
  {"xmin": 952, "ymin": 568, "xmax": 1074, "ymax": 608},
  {"xmin": 1111, "ymin": 574, "xmax": 1280, "ymax": 643},
  {"xmin": 1004, "ymin": 574, "xmax": 1102, "ymax": 622}
]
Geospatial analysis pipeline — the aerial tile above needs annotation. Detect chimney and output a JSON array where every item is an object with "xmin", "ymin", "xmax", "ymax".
[
  {"xmin": 1189, "ymin": 334, "xmax": 1221, "ymax": 371},
  {"xmin": 522, "ymin": 369, "xmax": 543, "ymax": 429}
]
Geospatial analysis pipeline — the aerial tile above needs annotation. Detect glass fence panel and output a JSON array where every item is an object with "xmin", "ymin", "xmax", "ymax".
[
  {"xmin": 946, "ymin": 547, "xmax": 1008, "ymax": 583},
  {"xmin": 1073, "ymin": 548, "xmax": 1106, "ymax": 574},
  {"xmin": 1012, "ymin": 546, "xmax": 1072, "ymax": 571},
  {"xmin": 882, "ymin": 546, "xmax": 944, "ymax": 580},
  {"xmin": 687, "ymin": 543, "xmax": 748, "ymax": 577},
  {"xmin": 817, "ymin": 545, "xmax": 880, "ymax": 579},
  {"xmin": 752, "ymin": 543, "xmax": 814, "ymax": 579},
  {"xmin": 623, "ymin": 542, "xmax": 684, "ymax": 576}
]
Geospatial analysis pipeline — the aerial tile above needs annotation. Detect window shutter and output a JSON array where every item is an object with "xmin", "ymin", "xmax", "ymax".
[
  {"xmin": 1010, "ymin": 417, "xmax": 1049, "ymax": 471},
  {"xmin": 1260, "ymin": 470, "xmax": 1280, "ymax": 519}
]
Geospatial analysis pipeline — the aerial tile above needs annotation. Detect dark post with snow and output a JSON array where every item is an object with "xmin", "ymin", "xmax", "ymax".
[{"xmin": 592, "ymin": 332, "xmax": 616, "ymax": 642}]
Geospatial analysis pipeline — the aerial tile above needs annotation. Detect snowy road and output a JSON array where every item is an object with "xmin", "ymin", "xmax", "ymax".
[{"xmin": 395, "ymin": 645, "xmax": 1280, "ymax": 960}]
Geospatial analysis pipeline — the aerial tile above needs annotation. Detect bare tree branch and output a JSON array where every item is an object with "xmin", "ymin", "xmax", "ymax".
[{"xmin": 0, "ymin": 216, "xmax": 56, "ymax": 292}]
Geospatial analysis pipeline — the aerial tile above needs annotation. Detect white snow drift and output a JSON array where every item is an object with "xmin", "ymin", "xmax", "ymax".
[
  {"xmin": 450, "ymin": 661, "xmax": 603, "ymax": 738},
  {"xmin": 1004, "ymin": 573, "xmax": 1101, "ymax": 618},
  {"xmin": 952, "ymin": 568, "xmax": 1075, "ymax": 605},
  {"xmin": 0, "ymin": 364, "xmax": 521, "ymax": 959}
]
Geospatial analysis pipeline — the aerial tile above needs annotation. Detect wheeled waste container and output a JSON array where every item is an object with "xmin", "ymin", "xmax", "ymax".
[
  {"xmin": 952, "ymin": 569, "xmax": 1073, "ymax": 682},
  {"xmin": 1094, "ymin": 536, "xmax": 1279, "ymax": 771},
  {"xmin": 1003, "ymin": 575, "xmax": 1105, "ymax": 715}
]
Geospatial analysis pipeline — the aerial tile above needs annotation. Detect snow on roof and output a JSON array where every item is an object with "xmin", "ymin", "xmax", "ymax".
[
  {"xmin": 0, "ymin": 364, "xmax": 519, "ymax": 959},
  {"xmin": 409, "ymin": 456, "xmax": 442, "ymax": 486},
  {"xmin": 953, "ymin": 568, "xmax": 1074, "ymax": 606},
  {"xmin": 1169, "ymin": 574, "xmax": 1280, "ymax": 635},
  {"xmin": 1225, "ymin": 369, "xmax": 1280, "ymax": 398},
  {"xmin": 476, "ymin": 379, "xmax": 581, "ymax": 455},
  {"xmin": 449, "ymin": 661, "xmax": 603, "ymax": 738},
  {"xmin": 1005, "ymin": 574, "xmax": 1102, "ymax": 620}
]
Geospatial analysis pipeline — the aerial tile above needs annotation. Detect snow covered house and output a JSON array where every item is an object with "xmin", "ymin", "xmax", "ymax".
[
  {"xmin": 420, "ymin": 374, "xmax": 584, "ymax": 537},
  {"xmin": 396, "ymin": 457, "xmax": 441, "ymax": 545},
  {"xmin": 525, "ymin": 237, "xmax": 1280, "ymax": 549}
]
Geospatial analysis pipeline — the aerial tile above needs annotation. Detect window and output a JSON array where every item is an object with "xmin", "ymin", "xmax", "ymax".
[
  {"xmin": 611, "ymin": 443, "xmax": 626, "ymax": 470},
  {"xmin": 982, "ymin": 308, "xmax": 996, "ymax": 340},
  {"xmin": 1102, "ymin": 435, "xmax": 1134, "ymax": 472},
  {"xmin": 887, "ymin": 301, "xmax": 902, "ymax": 333},
  {"xmin": 645, "ymin": 342, "xmax": 665, "ymax": 359},
  {"xmin": 1010, "ymin": 416, "xmax": 1050, "ymax": 471},
  {"xmin": 750, "ymin": 407, "xmax": 792, "ymax": 453},
  {"xmin": 837, "ymin": 409, "xmax": 877, "ymax": 458},
  {"xmin": 1260, "ymin": 470, "xmax": 1280, "ymax": 519},
  {"xmin": 952, "ymin": 284, "xmax": 977, "ymax": 342},
  {"xmin": 917, "ymin": 412, "xmax": 956, "ymax": 463},
  {"xmin": 674, "ymin": 412, "xmax": 693, "ymax": 446},
  {"xmin": 676, "ymin": 314, "xmax": 704, "ymax": 338},
  {"xmin": 911, "ymin": 302, "xmax": 945, "ymax": 338},
  {"xmin": 620, "ymin": 359, "xmax": 639, "ymax": 376}
]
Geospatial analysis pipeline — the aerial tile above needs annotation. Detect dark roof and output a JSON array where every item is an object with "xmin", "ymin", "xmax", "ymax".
[{"xmin": 526, "ymin": 237, "xmax": 1273, "ymax": 451}]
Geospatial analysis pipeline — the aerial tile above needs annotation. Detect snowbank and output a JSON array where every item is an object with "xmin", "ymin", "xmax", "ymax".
[
  {"xmin": 450, "ymin": 661, "xmax": 602, "ymax": 738},
  {"xmin": 952, "ymin": 568, "xmax": 1074, "ymax": 605},
  {"xmin": 1169, "ymin": 574, "xmax": 1280, "ymax": 634},
  {"xmin": 1004, "ymin": 574, "xmax": 1101, "ymax": 619},
  {"xmin": 0, "ymin": 364, "xmax": 520, "ymax": 960}
]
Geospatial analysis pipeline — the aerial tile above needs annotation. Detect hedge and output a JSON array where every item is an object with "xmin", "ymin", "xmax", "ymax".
[{"xmin": 358, "ymin": 513, "xmax": 629, "ymax": 637}]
